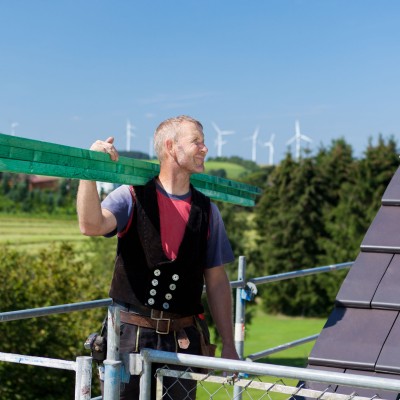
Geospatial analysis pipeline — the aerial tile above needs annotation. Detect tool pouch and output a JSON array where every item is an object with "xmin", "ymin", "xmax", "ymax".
[{"xmin": 195, "ymin": 316, "xmax": 217, "ymax": 373}]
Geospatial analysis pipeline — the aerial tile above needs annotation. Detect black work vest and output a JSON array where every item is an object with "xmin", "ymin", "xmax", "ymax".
[{"xmin": 109, "ymin": 178, "xmax": 210, "ymax": 316}]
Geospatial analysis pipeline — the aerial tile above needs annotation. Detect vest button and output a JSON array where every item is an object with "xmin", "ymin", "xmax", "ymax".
[
  {"xmin": 148, "ymin": 298, "xmax": 155, "ymax": 305},
  {"xmin": 172, "ymin": 274, "xmax": 179, "ymax": 281},
  {"xmin": 154, "ymin": 269, "xmax": 161, "ymax": 276},
  {"xmin": 150, "ymin": 289, "xmax": 157, "ymax": 296},
  {"xmin": 165, "ymin": 293, "xmax": 172, "ymax": 300},
  {"xmin": 163, "ymin": 302, "xmax": 170, "ymax": 309},
  {"xmin": 169, "ymin": 284, "xmax": 176, "ymax": 291},
  {"xmin": 151, "ymin": 279, "xmax": 158, "ymax": 286}
]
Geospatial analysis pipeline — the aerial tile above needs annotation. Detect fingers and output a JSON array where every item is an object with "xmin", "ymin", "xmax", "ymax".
[
  {"xmin": 223, "ymin": 372, "xmax": 239, "ymax": 384},
  {"xmin": 90, "ymin": 138, "xmax": 119, "ymax": 161}
]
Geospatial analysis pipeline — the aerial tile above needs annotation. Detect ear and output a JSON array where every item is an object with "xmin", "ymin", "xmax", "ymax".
[{"xmin": 166, "ymin": 139, "xmax": 175, "ymax": 157}]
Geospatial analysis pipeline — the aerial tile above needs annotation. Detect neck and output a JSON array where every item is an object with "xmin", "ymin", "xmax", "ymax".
[{"xmin": 157, "ymin": 168, "xmax": 191, "ymax": 196}]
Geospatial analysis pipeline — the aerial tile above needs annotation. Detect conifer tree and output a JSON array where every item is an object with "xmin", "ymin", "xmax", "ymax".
[{"xmin": 256, "ymin": 154, "xmax": 329, "ymax": 316}]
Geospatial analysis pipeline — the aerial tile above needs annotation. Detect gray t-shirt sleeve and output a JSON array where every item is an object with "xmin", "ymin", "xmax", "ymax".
[
  {"xmin": 101, "ymin": 185, "xmax": 133, "ymax": 236},
  {"xmin": 206, "ymin": 202, "xmax": 235, "ymax": 268}
]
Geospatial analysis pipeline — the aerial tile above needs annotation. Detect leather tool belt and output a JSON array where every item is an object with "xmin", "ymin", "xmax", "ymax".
[{"xmin": 120, "ymin": 309, "xmax": 194, "ymax": 335}]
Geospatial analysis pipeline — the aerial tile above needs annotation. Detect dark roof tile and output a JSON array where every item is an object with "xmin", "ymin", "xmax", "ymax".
[
  {"xmin": 336, "ymin": 252, "xmax": 393, "ymax": 308},
  {"xmin": 376, "ymin": 315, "xmax": 400, "ymax": 374},
  {"xmin": 309, "ymin": 307, "xmax": 397, "ymax": 370},
  {"xmin": 372, "ymin": 254, "xmax": 400, "ymax": 310},
  {"xmin": 361, "ymin": 206, "xmax": 400, "ymax": 253},
  {"xmin": 382, "ymin": 168, "xmax": 400, "ymax": 206}
]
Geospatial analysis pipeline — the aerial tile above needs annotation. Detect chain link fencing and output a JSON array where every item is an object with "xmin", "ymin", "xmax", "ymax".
[{"xmin": 135, "ymin": 349, "xmax": 400, "ymax": 400}]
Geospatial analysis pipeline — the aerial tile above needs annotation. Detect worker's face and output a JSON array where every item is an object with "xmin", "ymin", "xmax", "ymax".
[{"xmin": 172, "ymin": 122, "xmax": 208, "ymax": 173}]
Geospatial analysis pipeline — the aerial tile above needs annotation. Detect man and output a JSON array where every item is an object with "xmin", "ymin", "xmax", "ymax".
[{"xmin": 77, "ymin": 115, "xmax": 239, "ymax": 398}]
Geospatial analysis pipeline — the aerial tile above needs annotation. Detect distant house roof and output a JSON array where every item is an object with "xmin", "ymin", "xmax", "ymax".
[
  {"xmin": 29, "ymin": 175, "xmax": 59, "ymax": 183},
  {"xmin": 302, "ymin": 167, "xmax": 400, "ymax": 399},
  {"xmin": 28, "ymin": 175, "xmax": 60, "ymax": 190}
]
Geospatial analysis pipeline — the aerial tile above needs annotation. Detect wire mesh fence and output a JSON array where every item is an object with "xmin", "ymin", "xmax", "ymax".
[
  {"xmin": 136, "ymin": 350, "xmax": 400, "ymax": 400},
  {"xmin": 154, "ymin": 365, "xmax": 394, "ymax": 400}
]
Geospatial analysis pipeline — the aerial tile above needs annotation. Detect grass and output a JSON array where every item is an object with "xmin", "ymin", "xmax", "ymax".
[
  {"xmin": 204, "ymin": 161, "xmax": 248, "ymax": 180},
  {"xmin": 243, "ymin": 309, "xmax": 325, "ymax": 365},
  {"xmin": 0, "ymin": 214, "xmax": 88, "ymax": 251}
]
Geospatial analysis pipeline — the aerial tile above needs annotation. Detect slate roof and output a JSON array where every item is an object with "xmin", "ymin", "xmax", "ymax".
[{"xmin": 302, "ymin": 167, "xmax": 400, "ymax": 399}]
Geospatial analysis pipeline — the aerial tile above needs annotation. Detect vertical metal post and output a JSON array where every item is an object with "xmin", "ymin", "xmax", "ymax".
[
  {"xmin": 103, "ymin": 305, "xmax": 121, "ymax": 400},
  {"xmin": 104, "ymin": 360, "xmax": 122, "ymax": 400},
  {"xmin": 234, "ymin": 256, "xmax": 246, "ymax": 358},
  {"xmin": 140, "ymin": 349, "xmax": 153, "ymax": 400},
  {"xmin": 234, "ymin": 256, "xmax": 246, "ymax": 400},
  {"xmin": 155, "ymin": 373, "xmax": 164, "ymax": 400},
  {"xmin": 75, "ymin": 356, "xmax": 92, "ymax": 400},
  {"xmin": 106, "ymin": 305, "xmax": 120, "ymax": 360}
]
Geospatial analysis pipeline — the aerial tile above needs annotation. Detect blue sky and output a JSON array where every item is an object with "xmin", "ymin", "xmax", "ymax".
[{"xmin": 1, "ymin": 0, "xmax": 399, "ymax": 165}]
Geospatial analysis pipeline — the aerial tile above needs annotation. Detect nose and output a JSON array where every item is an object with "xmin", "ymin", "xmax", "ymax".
[{"xmin": 201, "ymin": 143, "xmax": 208, "ymax": 154}]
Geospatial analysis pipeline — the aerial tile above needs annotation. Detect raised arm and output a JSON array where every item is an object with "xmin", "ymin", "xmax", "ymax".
[
  {"xmin": 204, "ymin": 266, "xmax": 239, "ymax": 360},
  {"xmin": 77, "ymin": 137, "xmax": 119, "ymax": 236}
]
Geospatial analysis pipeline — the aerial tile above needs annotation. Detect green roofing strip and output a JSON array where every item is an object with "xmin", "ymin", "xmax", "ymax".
[{"xmin": 0, "ymin": 133, "xmax": 262, "ymax": 206}]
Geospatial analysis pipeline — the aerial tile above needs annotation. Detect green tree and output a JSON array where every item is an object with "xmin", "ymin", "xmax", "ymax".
[
  {"xmin": 0, "ymin": 243, "xmax": 109, "ymax": 400},
  {"xmin": 256, "ymin": 152, "xmax": 337, "ymax": 316},
  {"xmin": 208, "ymin": 168, "xmax": 227, "ymax": 178},
  {"xmin": 316, "ymin": 138, "xmax": 357, "ymax": 263}
]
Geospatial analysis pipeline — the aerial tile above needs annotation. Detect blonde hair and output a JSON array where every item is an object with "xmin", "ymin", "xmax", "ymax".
[{"xmin": 153, "ymin": 115, "xmax": 203, "ymax": 162}]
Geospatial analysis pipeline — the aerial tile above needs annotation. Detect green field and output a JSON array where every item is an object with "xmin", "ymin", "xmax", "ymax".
[
  {"xmin": 244, "ymin": 309, "xmax": 324, "ymax": 365},
  {"xmin": 204, "ymin": 161, "xmax": 248, "ymax": 180},
  {"xmin": 0, "ymin": 214, "xmax": 87, "ymax": 251}
]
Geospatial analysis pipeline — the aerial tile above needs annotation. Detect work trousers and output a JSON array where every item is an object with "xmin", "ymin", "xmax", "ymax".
[{"xmin": 102, "ymin": 321, "xmax": 202, "ymax": 399}]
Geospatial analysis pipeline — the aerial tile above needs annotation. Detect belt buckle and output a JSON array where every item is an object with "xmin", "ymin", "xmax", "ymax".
[{"xmin": 151, "ymin": 310, "xmax": 171, "ymax": 334}]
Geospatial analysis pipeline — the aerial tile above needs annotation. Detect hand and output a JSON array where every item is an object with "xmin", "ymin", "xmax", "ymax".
[
  {"xmin": 90, "ymin": 137, "xmax": 119, "ymax": 161},
  {"xmin": 221, "ymin": 345, "xmax": 240, "ymax": 382},
  {"xmin": 221, "ymin": 345, "xmax": 240, "ymax": 361}
]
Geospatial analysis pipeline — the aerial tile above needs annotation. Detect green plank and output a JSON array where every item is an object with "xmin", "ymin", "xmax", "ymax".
[
  {"xmin": 0, "ymin": 133, "xmax": 260, "ymax": 195},
  {"xmin": 0, "ymin": 158, "xmax": 152, "ymax": 186},
  {"xmin": 0, "ymin": 133, "xmax": 261, "ymax": 206},
  {"xmin": 0, "ymin": 157, "xmax": 255, "ymax": 206}
]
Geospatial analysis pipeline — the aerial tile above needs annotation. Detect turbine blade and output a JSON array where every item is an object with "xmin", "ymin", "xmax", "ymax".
[
  {"xmin": 300, "ymin": 134, "xmax": 312, "ymax": 143},
  {"xmin": 286, "ymin": 136, "xmax": 296, "ymax": 145},
  {"xmin": 211, "ymin": 121, "xmax": 221, "ymax": 134}
]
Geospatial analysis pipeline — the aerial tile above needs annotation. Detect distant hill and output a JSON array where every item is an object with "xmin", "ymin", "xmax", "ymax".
[
  {"xmin": 118, "ymin": 150, "xmax": 150, "ymax": 160},
  {"xmin": 205, "ymin": 161, "xmax": 249, "ymax": 180}
]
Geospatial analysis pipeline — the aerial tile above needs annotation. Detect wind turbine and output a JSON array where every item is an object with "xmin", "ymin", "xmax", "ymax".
[
  {"xmin": 148, "ymin": 137, "xmax": 154, "ymax": 159},
  {"xmin": 261, "ymin": 133, "xmax": 275, "ymax": 165},
  {"xmin": 11, "ymin": 122, "xmax": 19, "ymax": 136},
  {"xmin": 212, "ymin": 122, "xmax": 234, "ymax": 157},
  {"xmin": 286, "ymin": 120, "xmax": 312, "ymax": 160},
  {"xmin": 126, "ymin": 120, "xmax": 136, "ymax": 152},
  {"xmin": 246, "ymin": 127, "xmax": 259, "ymax": 162}
]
